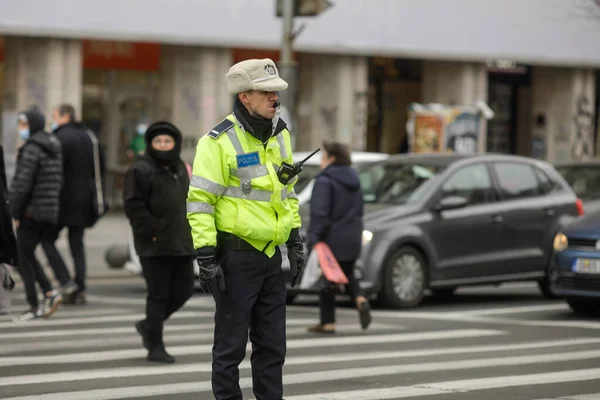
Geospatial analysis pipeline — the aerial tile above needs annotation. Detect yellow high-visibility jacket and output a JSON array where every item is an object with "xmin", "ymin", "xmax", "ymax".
[{"xmin": 186, "ymin": 113, "xmax": 301, "ymax": 258}]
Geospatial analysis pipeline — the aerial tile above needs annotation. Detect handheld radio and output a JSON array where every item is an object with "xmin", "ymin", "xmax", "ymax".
[{"xmin": 277, "ymin": 148, "xmax": 321, "ymax": 185}]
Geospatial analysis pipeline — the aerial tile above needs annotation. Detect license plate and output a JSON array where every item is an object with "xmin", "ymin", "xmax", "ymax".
[{"xmin": 573, "ymin": 258, "xmax": 600, "ymax": 274}]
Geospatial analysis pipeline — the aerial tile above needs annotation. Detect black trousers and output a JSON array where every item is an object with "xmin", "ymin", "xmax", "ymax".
[
  {"xmin": 41, "ymin": 225, "xmax": 86, "ymax": 291},
  {"xmin": 16, "ymin": 220, "xmax": 54, "ymax": 310},
  {"xmin": 212, "ymin": 247, "xmax": 286, "ymax": 400},
  {"xmin": 320, "ymin": 260, "xmax": 362, "ymax": 324},
  {"xmin": 139, "ymin": 255, "xmax": 195, "ymax": 346}
]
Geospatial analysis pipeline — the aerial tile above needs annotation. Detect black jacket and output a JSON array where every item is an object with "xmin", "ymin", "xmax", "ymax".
[
  {"xmin": 123, "ymin": 122, "xmax": 194, "ymax": 257},
  {"xmin": 0, "ymin": 146, "xmax": 18, "ymax": 266},
  {"xmin": 53, "ymin": 122, "xmax": 102, "ymax": 228},
  {"xmin": 10, "ymin": 110, "xmax": 63, "ymax": 225},
  {"xmin": 308, "ymin": 164, "xmax": 364, "ymax": 262}
]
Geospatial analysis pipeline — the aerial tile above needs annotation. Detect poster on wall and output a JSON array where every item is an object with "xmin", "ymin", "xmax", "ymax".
[
  {"xmin": 406, "ymin": 102, "xmax": 493, "ymax": 155},
  {"xmin": 412, "ymin": 113, "xmax": 444, "ymax": 153}
]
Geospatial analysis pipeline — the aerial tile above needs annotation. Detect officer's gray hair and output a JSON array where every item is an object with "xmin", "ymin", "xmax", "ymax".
[{"xmin": 57, "ymin": 104, "xmax": 76, "ymax": 122}]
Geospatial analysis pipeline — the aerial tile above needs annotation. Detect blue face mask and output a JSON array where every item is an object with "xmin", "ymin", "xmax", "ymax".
[
  {"xmin": 137, "ymin": 124, "xmax": 148, "ymax": 136},
  {"xmin": 50, "ymin": 122, "xmax": 58, "ymax": 131},
  {"xmin": 18, "ymin": 128, "xmax": 30, "ymax": 141}
]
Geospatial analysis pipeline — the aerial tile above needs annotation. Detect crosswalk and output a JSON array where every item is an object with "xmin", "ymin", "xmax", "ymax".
[{"xmin": 3, "ymin": 292, "xmax": 600, "ymax": 399}]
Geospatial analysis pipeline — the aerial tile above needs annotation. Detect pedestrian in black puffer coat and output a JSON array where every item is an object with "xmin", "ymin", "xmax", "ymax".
[
  {"xmin": 123, "ymin": 121, "xmax": 195, "ymax": 364},
  {"xmin": 307, "ymin": 141, "xmax": 371, "ymax": 334},
  {"xmin": 9, "ymin": 109, "xmax": 63, "ymax": 322}
]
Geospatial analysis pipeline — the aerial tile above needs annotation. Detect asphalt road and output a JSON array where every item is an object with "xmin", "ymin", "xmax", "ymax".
[{"xmin": 3, "ymin": 278, "xmax": 600, "ymax": 400}]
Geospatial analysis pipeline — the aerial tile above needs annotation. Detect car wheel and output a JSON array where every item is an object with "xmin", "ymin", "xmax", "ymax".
[
  {"xmin": 381, "ymin": 246, "xmax": 428, "ymax": 309},
  {"xmin": 566, "ymin": 298, "xmax": 600, "ymax": 316},
  {"xmin": 538, "ymin": 263, "xmax": 559, "ymax": 299}
]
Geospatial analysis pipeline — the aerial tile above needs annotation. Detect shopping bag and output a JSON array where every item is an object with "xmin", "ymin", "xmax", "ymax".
[
  {"xmin": 314, "ymin": 242, "xmax": 349, "ymax": 284},
  {"xmin": 299, "ymin": 250, "xmax": 321, "ymax": 290},
  {"xmin": 0, "ymin": 264, "xmax": 14, "ymax": 315}
]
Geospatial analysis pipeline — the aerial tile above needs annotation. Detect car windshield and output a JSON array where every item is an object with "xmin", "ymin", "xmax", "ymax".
[
  {"xmin": 556, "ymin": 166, "xmax": 600, "ymax": 200},
  {"xmin": 362, "ymin": 162, "xmax": 446, "ymax": 205}
]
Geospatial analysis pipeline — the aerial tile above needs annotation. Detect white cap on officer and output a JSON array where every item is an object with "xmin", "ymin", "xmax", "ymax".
[{"xmin": 226, "ymin": 58, "xmax": 288, "ymax": 95}]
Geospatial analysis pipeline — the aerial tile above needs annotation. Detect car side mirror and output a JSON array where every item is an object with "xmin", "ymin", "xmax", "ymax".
[{"xmin": 434, "ymin": 196, "xmax": 468, "ymax": 212}]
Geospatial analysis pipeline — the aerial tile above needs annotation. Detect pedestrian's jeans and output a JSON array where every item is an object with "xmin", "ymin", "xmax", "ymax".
[
  {"xmin": 139, "ymin": 255, "xmax": 195, "ymax": 347},
  {"xmin": 320, "ymin": 260, "xmax": 362, "ymax": 324},
  {"xmin": 41, "ymin": 225, "xmax": 86, "ymax": 291},
  {"xmin": 212, "ymin": 247, "xmax": 286, "ymax": 400},
  {"xmin": 16, "ymin": 220, "xmax": 54, "ymax": 310}
]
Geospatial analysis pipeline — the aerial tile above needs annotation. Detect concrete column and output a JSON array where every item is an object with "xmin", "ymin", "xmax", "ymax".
[
  {"xmin": 159, "ymin": 45, "xmax": 232, "ymax": 162},
  {"xmin": 297, "ymin": 54, "xmax": 369, "ymax": 151},
  {"xmin": 2, "ymin": 36, "xmax": 82, "ymax": 136},
  {"xmin": 421, "ymin": 60, "xmax": 488, "ymax": 152},
  {"xmin": 2, "ymin": 36, "xmax": 82, "ymax": 184},
  {"xmin": 531, "ymin": 67, "xmax": 596, "ymax": 163}
]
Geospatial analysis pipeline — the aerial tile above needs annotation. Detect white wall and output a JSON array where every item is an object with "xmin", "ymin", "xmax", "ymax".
[{"xmin": 0, "ymin": 0, "xmax": 599, "ymax": 67}]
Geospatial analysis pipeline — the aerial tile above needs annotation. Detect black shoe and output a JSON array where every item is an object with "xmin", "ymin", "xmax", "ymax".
[
  {"xmin": 135, "ymin": 320, "xmax": 150, "ymax": 351},
  {"xmin": 147, "ymin": 346, "xmax": 175, "ymax": 364},
  {"xmin": 64, "ymin": 291, "xmax": 86, "ymax": 305}
]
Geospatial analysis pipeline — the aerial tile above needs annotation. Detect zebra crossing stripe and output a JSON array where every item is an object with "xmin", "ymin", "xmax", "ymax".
[
  {"xmin": 5, "ymin": 364, "xmax": 600, "ymax": 399},
  {"xmin": 0, "ymin": 323, "xmax": 401, "ymax": 357},
  {"xmin": 0, "ymin": 329, "xmax": 502, "ymax": 366},
  {"xmin": 3, "ymin": 346, "xmax": 600, "ymax": 388}
]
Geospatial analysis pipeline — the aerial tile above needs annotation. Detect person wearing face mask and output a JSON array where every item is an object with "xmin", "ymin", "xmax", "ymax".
[
  {"xmin": 123, "ymin": 121, "xmax": 195, "ymax": 364},
  {"xmin": 187, "ymin": 58, "xmax": 304, "ymax": 400},
  {"xmin": 127, "ymin": 123, "xmax": 148, "ymax": 160},
  {"xmin": 9, "ymin": 109, "xmax": 64, "ymax": 322}
]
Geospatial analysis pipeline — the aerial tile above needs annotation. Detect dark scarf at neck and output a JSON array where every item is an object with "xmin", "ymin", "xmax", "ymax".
[{"xmin": 233, "ymin": 98, "xmax": 273, "ymax": 143}]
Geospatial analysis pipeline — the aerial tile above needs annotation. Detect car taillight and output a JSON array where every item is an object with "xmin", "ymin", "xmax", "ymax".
[{"xmin": 576, "ymin": 198, "xmax": 584, "ymax": 216}]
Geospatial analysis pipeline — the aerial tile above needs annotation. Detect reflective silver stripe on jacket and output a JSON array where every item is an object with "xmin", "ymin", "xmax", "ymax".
[
  {"xmin": 276, "ymin": 134, "xmax": 288, "ymax": 159},
  {"xmin": 190, "ymin": 175, "xmax": 226, "ymax": 196},
  {"xmin": 230, "ymin": 164, "xmax": 270, "ymax": 180},
  {"xmin": 187, "ymin": 202, "xmax": 215, "ymax": 214},
  {"xmin": 226, "ymin": 128, "xmax": 245, "ymax": 155},
  {"xmin": 287, "ymin": 189, "xmax": 298, "ymax": 200},
  {"xmin": 223, "ymin": 186, "xmax": 272, "ymax": 202}
]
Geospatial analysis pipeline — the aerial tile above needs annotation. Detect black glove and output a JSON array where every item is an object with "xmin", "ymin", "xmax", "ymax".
[
  {"xmin": 286, "ymin": 228, "xmax": 305, "ymax": 287},
  {"xmin": 196, "ymin": 247, "xmax": 225, "ymax": 301}
]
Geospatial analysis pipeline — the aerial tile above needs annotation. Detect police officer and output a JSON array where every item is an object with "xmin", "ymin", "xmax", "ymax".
[{"xmin": 187, "ymin": 58, "xmax": 305, "ymax": 400}]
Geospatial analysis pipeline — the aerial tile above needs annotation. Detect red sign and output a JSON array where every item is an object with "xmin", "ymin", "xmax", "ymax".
[
  {"xmin": 232, "ymin": 48, "xmax": 298, "ymax": 64},
  {"xmin": 82, "ymin": 40, "xmax": 160, "ymax": 71}
]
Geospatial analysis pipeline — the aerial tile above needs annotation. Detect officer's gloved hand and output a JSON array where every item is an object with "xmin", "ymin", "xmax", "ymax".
[
  {"xmin": 196, "ymin": 247, "xmax": 225, "ymax": 301},
  {"xmin": 286, "ymin": 228, "xmax": 305, "ymax": 287}
]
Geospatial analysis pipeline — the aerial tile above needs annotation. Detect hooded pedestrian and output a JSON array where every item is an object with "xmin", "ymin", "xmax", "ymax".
[
  {"xmin": 9, "ymin": 109, "xmax": 64, "ymax": 322},
  {"xmin": 307, "ymin": 141, "xmax": 372, "ymax": 333},
  {"xmin": 123, "ymin": 121, "xmax": 195, "ymax": 364}
]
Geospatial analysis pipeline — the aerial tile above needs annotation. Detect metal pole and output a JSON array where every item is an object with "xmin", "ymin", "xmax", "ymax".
[{"xmin": 279, "ymin": 0, "xmax": 298, "ymax": 150}]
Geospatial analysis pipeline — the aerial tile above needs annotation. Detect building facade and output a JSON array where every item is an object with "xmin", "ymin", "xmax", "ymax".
[{"xmin": 1, "ymin": 0, "xmax": 599, "ymax": 205}]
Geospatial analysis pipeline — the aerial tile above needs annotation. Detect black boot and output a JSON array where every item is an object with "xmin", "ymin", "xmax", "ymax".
[
  {"xmin": 147, "ymin": 346, "xmax": 175, "ymax": 364},
  {"xmin": 135, "ymin": 320, "xmax": 150, "ymax": 351},
  {"xmin": 147, "ymin": 326, "xmax": 175, "ymax": 364}
]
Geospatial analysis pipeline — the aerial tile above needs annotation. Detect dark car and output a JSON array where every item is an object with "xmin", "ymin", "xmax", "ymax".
[
  {"xmin": 293, "ymin": 153, "xmax": 583, "ymax": 308},
  {"xmin": 551, "ymin": 211, "xmax": 600, "ymax": 315},
  {"xmin": 555, "ymin": 161, "xmax": 600, "ymax": 215}
]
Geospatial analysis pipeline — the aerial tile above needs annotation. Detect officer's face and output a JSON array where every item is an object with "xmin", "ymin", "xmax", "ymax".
[{"xmin": 240, "ymin": 91, "xmax": 279, "ymax": 119}]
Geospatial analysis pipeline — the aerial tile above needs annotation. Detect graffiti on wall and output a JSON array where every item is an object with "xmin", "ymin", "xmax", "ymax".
[
  {"xmin": 571, "ymin": 95, "xmax": 594, "ymax": 160},
  {"xmin": 319, "ymin": 104, "xmax": 338, "ymax": 134}
]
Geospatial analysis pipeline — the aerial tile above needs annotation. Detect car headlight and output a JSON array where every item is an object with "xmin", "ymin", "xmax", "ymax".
[
  {"xmin": 553, "ymin": 232, "xmax": 568, "ymax": 252},
  {"xmin": 362, "ymin": 230, "xmax": 373, "ymax": 247}
]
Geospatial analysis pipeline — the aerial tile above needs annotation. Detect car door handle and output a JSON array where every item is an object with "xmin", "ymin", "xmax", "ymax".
[
  {"xmin": 544, "ymin": 208, "xmax": 555, "ymax": 217},
  {"xmin": 491, "ymin": 214, "xmax": 504, "ymax": 223}
]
